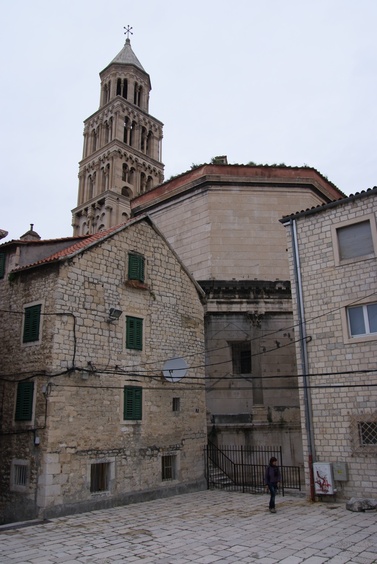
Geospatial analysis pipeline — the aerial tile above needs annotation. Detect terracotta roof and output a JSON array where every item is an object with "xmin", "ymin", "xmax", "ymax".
[
  {"xmin": 131, "ymin": 163, "xmax": 345, "ymax": 214},
  {"xmin": 0, "ymin": 235, "xmax": 87, "ymax": 248},
  {"xmin": 10, "ymin": 220, "xmax": 140, "ymax": 274}
]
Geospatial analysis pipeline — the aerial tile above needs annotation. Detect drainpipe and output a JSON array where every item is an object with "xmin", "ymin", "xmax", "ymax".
[{"xmin": 290, "ymin": 218, "xmax": 316, "ymax": 501}]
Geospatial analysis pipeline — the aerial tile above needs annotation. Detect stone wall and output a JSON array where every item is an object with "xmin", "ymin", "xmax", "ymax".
[
  {"xmin": 0, "ymin": 219, "xmax": 207, "ymax": 523},
  {"xmin": 284, "ymin": 192, "xmax": 377, "ymax": 498}
]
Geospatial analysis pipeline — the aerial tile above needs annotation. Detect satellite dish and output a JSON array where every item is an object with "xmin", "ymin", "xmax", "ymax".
[{"xmin": 162, "ymin": 357, "xmax": 188, "ymax": 382}]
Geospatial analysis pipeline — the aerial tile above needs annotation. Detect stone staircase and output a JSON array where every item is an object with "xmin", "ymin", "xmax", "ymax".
[{"xmin": 207, "ymin": 461, "xmax": 235, "ymax": 489}]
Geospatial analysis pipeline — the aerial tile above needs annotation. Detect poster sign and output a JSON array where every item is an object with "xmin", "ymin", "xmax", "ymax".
[{"xmin": 313, "ymin": 462, "xmax": 335, "ymax": 495}]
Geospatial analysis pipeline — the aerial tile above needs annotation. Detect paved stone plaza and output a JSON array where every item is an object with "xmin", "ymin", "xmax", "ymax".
[{"xmin": 1, "ymin": 490, "xmax": 377, "ymax": 563}]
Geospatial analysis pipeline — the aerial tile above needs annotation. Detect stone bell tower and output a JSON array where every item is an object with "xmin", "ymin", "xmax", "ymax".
[{"xmin": 72, "ymin": 30, "xmax": 164, "ymax": 235}]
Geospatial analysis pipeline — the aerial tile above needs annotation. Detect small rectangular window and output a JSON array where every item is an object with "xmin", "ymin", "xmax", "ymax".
[
  {"xmin": 128, "ymin": 253, "xmax": 145, "ymax": 282},
  {"xmin": 90, "ymin": 462, "xmax": 110, "ymax": 492},
  {"xmin": 337, "ymin": 220, "xmax": 374, "ymax": 260},
  {"xmin": 0, "ymin": 252, "xmax": 5, "ymax": 279},
  {"xmin": 358, "ymin": 422, "xmax": 377, "ymax": 446},
  {"xmin": 126, "ymin": 316, "xmax": 143, "ymax": 350},
  {"xmin": 162, "ymin": 455, "xmax": 176, "ymax": 481},
  {"xmin": 15, "ymin": 382, "xmax": 34, "ymax": 421},
  {"xmin": 172, "ymin": 397, "xmax": 180, "ymax": 412},
  {"xmin": 124, "ymin": 386, "xmax": 142, "ymax": 420},
  {"xmin": 347, "ymin": 303, "xmax": 377, "ymax": 337},
  {"xmin": 10, "ymin": 460, "xmax": 30, "ymax": 491},
  {"xmin": 14, "ymin": 464, "xmax": 28, "ymax": 486},
  {"xmin": 23, "ymin": 304, "xmax": 42, "ymax": 343},
  {"xmin": 231, "ymin": 342, "xmax": 251, "ymax": 374}
]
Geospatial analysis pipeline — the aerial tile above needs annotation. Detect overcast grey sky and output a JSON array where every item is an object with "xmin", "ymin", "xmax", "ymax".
[{"xmin": 1, "ymin": 0, "xmax": 376, "ymax": 242}]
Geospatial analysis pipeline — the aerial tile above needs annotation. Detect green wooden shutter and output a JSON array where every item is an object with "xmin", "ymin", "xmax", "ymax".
[
  {"xmin": 23, "ymin": 305, "xmax": 41, "ymax": 343},
  {"xmin": 0, "ymin": 253, "xmax": 5, "ymax": 279},
  {"xmin": 128, "ymin": 253, "xmax": 145, "ymax": 282},
  {"xmin": 15, "ymin": 382, "xmax": 34, "ymax": 421},
  {"xmin": 126, "ymin": 316, "xmax": 143, "ymax": 350},
  {"xmin": 124, "ymin": 386, "xmax": 142, "ymax": 420}
]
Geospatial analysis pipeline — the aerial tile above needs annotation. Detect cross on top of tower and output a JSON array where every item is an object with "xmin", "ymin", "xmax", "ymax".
[{"xmin": 124, "ymin": 26, "xmax": 133, "ymax": 40}]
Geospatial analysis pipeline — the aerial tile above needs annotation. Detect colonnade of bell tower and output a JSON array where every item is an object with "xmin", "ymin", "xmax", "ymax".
[{"xmin": 72, "ymin": 37, "xmax": 164, "ymax": 236}]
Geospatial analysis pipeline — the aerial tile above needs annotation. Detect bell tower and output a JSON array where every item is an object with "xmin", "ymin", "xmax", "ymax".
[{"xmin": 72, "ymin": 30, "xmax": 164, "ymax": 235}]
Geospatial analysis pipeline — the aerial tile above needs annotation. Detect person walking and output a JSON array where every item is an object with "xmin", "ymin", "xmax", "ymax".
[{"xmin": 265, "ymin": 457, "xmax": 281, "ymax": 513}]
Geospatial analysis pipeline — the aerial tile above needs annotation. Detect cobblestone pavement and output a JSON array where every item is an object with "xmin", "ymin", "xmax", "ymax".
[{"xmin": 1, "ymin": 490, "xmax": 377, "ymax": 563}]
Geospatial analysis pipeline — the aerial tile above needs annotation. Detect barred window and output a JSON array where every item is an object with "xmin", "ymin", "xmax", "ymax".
[
  {"xmin": 10, "ymin": 460, "xmax": 29, "ymax": 491},
  {"xmin": 359, "ymin": 421, "xmax": 377, "ymax": 446},
  {"xmin": 14, "ymin": 464, "xmax": 28, "ymax": 486}
]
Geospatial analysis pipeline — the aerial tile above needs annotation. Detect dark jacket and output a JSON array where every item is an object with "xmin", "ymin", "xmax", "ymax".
[{"xmin": 265, "ymin": 464, "xmax": 281, "ymax": 485}]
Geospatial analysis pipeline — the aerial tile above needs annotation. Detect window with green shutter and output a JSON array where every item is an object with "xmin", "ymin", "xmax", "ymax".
[
  {"xmin": 23, "ymin": 304, "xmax": 42, "ymax": 343},
  {"xmin": 0, "ymin": 252, "xmax": 5, "ymax": 279},
  {"xmin": 15, "ymin": 382, "xmax": 34, "ymax": 421},
  {"xmin": 126, "ymin": 316, "xmax": 143, "ymax": 350},
  {"xmin": 128, "ymin": 253, "xmax": 145, "ymax": 282},
  {"xmin": 123, "ymin": 386, "xmax": 142, "ymax": 420}
]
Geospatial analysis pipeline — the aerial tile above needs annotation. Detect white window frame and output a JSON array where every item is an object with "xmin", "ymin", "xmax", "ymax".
[
  {"xmin": 347, "ymin": 303, "xmax": 377, "ymax": 337},
  {"xmin": 341, "ymin": 301, "xmax": 377, "ymax": 344},
  {"xmin": 88, "ymin": 457, "xmax": 115, "ymax": 495},
  {"xmin": 332, "ymin": 214, "xmax": 377, "ymax": 267}
]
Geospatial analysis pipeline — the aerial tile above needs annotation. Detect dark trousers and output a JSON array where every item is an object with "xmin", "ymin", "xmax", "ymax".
[{"xmin": 268, "ymin": 483, "xmax": 278, "ymax": 509}]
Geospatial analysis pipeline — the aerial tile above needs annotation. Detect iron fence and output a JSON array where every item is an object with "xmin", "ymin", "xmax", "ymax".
[{"xmin": 205, "ymin": 442, "xmax": 301, "ymax": 495}]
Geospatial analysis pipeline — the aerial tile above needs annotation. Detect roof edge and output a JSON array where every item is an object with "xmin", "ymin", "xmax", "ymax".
[{"xmin": 279, "ymin": 186, "xmax": 377, "ymax": 224}]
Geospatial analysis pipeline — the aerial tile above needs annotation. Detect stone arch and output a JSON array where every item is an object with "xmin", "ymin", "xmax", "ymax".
[{"xmin": 121, "ymin": 186, "xmax": 133, "ymax": 198}]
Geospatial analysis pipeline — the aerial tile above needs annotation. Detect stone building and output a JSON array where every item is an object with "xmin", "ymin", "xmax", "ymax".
[
  {"xmin": 280, "ymin": 187, "xmax": 377, "ymax": 499},
  {"xmin": 69, "ymin": 37, "xmax": 349, "ymax": 470},
  {"xmin": 0, "ymin": 216, "xmax": 206, "ymax": 524},
  {"xmin": 72, "ymin": 37, "xmax": 164, "ymax": 235},
  {"xmin": 130, "ymin": 163, "xmax": 345, "ymax": 466}
]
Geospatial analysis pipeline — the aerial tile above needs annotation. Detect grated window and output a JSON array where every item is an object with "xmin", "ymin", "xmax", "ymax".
[
  {"xmin": 14, "ymin": 464, "xmax": 28, "ymax": 486},
  {"xmin": 359, "ymin": 421, "xmax": 377, "ymax": 446}
]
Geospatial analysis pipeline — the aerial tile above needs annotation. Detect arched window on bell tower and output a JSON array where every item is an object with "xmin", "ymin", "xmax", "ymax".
[
  {"xmin": 141, "ymin": 127, "xmax": 147, "ymax": 153},
  {"xmin": 122, "ymin": 163, "xmax": 128, "ymax": 182},
  {"xmin": 124, "ymin": 117, "xmax": 129, "ymax": 144},
  {"xmin": 146, "ymin": 130, "xmax": 153, "ymax": 156},
  {"xmin": 134, "ymin": 83, "xmax": 142, "ymax": 107},
  {"xmin": 117, "ymin": 78, "xmax": 128, "ymax": 99},
  {"xmin": 88, "ymin": 175, "xmax": 94, "ymax": 200},
  {"xmin": 129, "ymin": 121, "xmax": 136, "ymax": 147},
  {"xmin": 92, "ymin": 129, "xmax": 97, "ymax": 152},
  {"xmin": 147, "ymin": 176, "xmax": 153, "ymax": 191},
  {"xmin": 104, "ymin": 118, "xmax": 112, "ymax": 144},
  {"xmin": 140, "ymin": 172, "xmax": 146, "ymax": 194}
]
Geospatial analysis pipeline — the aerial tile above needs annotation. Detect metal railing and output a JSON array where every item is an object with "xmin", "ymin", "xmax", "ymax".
[{"xmin": 205, "ymin": 442, "xmax": 301, "ymax": 495}]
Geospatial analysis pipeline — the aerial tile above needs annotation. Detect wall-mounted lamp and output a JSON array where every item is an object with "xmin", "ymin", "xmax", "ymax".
[{"xmin": 108, "ymin": 308, "xmax": 123, "ymax": 322}]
